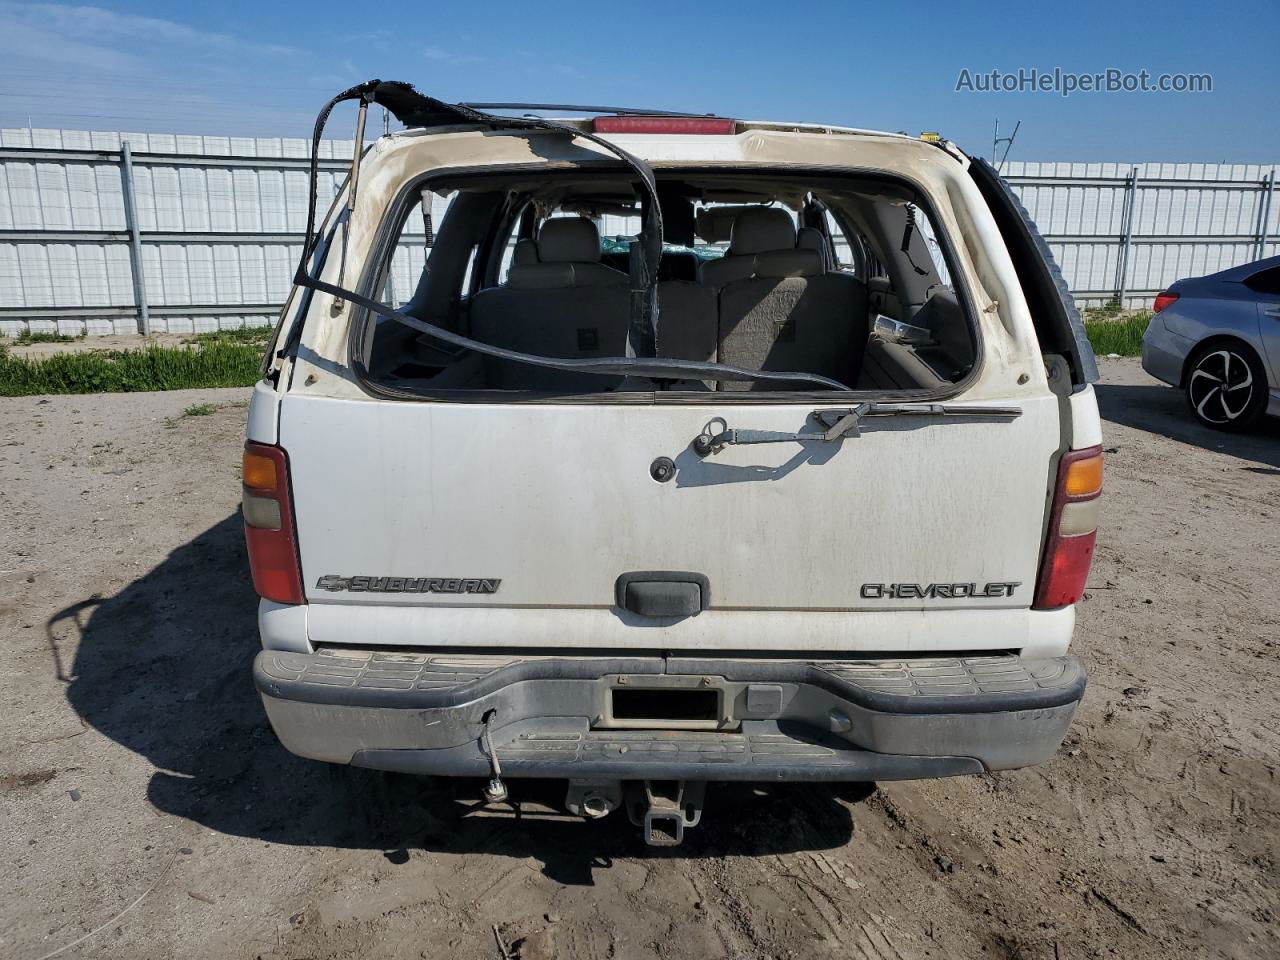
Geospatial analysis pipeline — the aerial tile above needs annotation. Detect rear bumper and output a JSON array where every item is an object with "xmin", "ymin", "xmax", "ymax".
[
  {"xmin": 254, "ymin": 649, "xmax": 1085, "ymax": 781},
  {"xmin": 1141, "ymin": 318, "xmax": 1189, "ymax": 387}
]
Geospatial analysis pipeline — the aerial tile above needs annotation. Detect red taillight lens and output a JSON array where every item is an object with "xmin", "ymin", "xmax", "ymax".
[
  {"xmin": 1153, "ymin": 291, "xmax": 1179, "ymax": 313},
  {"xmin": 1034, "ymin": 445, "xmax": 1103, "ymax": 610},
  {"xmin": 242, "ymin": 442, "xmax": 304, "ymax": 605},
  {"xmin": 592, "ymin": 116, "xmax": 736, "ymax": 135}
]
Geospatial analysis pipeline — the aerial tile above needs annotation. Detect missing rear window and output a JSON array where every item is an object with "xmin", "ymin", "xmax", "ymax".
[{"xmin": 353, "ymin": 168, "xmax": 978, "ymax": 401}]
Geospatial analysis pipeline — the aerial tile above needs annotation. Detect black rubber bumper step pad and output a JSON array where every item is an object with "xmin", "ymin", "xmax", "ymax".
[{"xmin": 257, "ymin": 649, "xmax": 1084, "ymax": 714}]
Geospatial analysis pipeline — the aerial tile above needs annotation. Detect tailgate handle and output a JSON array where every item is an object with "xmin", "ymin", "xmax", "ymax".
[{"xmin": 616, "ymin": 572, "xmax": 710, "ymax": 618}]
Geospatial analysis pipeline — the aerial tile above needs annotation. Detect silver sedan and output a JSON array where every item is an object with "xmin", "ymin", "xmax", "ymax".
[{"xmin": 1142, "ymin": 256, "xmax": 1280, "ymax": 430}]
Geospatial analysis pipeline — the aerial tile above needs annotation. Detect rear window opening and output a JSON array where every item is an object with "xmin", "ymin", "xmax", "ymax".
[{"xmin": 354, "ymin": 169, "xmax": 978, "ymax": 400}]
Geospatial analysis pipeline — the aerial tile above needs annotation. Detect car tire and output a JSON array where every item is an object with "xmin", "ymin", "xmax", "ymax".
[{"xmin": 1184, "ymin": 341, "xmax": 1268, "ymax": 431}]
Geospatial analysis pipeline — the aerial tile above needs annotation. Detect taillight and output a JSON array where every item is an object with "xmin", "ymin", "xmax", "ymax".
[
  {"xmin": 1153, "ymin": 291, "xmax": 1179, "ymax": 313},
  {"xmin": 242, "ymin": 442, "xmax": 304, "ymax": 605},
  {"xmin": 1034, "ymin": 445, "xmax": 1103, "ymax": 610},
  {"xmin": 592, "ymin": 116, "xmax": 736, "ymax": 135}
]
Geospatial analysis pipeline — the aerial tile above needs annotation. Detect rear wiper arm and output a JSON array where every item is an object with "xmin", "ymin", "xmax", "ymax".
[{"xmin": 692, "ymin": 403, "xmax": 1022, "ymax": 456}]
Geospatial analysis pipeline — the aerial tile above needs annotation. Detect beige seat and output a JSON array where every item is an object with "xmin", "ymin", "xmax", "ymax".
[
  {"xmin": 506, "ymin": 218, "xmax": 629, "ymax": 288},
  {"xmin": 694, "ymin": 205, "xmax": 769, "ymax": 247},
  {"xmin": 469, "ymin": 218, "xmax": 630, "ymax": 391},
  {"xmin": 715, "ymin": 213, "xmax": 869, "ymax": 391},
  {"xmin": 697, "ymin": 208, "xmax": 799, "ymax": 290},
  {"xmin": 858, "ymin": 289, "xmax": 972, "ymax": 389},
  {"xmin": 655, "ymin": 281, "xmax": 717, "ymax": 363}
]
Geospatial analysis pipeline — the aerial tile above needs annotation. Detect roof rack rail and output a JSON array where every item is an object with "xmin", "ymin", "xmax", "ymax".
[{"xmin": 458, "ymin": 102, "xmax": 717, "ymax": 119}]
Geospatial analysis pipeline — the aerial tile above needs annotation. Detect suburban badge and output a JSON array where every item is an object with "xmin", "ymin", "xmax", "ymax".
[{"xmin": 315, "ymin": 576, "xmax": 501, "ymax": 594}]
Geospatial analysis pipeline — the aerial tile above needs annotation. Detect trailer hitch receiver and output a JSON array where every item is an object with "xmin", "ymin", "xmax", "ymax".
[{"xmin": 626, "ymin": 780, "xmax": 706, "ymax": 846}]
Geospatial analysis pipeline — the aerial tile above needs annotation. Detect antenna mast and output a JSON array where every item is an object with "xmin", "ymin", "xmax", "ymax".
[{"xmin": 992, "ymin": 119, "xmax": 1021, "ymax": 172}]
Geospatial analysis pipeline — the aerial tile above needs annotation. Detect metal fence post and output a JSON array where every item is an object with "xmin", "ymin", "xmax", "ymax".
[
  {"xmin": 1257, "ymin": 168, "xmax": 1276, "ymax": 261},
  {"xmin": 120, "ymin": 141, "xmax": 150, "ymax": 335},
  {"xmin": 1115, "ymin": 166, "xmax": 1139, "ymax": 307}
]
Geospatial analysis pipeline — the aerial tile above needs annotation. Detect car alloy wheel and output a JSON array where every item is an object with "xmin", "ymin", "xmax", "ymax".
[{"xmin": 1186, "ymin": 347, "xmax": 1258, "ymax": 427}]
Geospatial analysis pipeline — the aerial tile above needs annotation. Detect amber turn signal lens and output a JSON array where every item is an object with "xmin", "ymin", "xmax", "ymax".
[
  {"xmin": 243, "ymin": 451, "xmax": 278, "ymax": 491},
  {"xmin": 1063, "ymin": 453, "xmax": 1103, "ymax": 497}
]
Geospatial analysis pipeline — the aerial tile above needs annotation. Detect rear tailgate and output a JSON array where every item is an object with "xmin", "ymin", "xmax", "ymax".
[{"xmin": 281, "ymin": 392, "xmax": 1060, "ymax": 652}]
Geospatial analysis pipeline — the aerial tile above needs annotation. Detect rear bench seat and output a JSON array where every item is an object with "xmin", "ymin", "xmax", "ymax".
[
  {"xmin": 469, "ymin": 218, "xmax": 719, "ymax": 390},
  {"xmin": 470, "ymin": 211, "xmax": 867, "ymax": 392},
  {"xmin": 713, "ymin": 209, "xmax": 869, "ymax": 391},
  {"xmin": 469, "ymin": 218, "xmax": 628, "ymax": 390}
]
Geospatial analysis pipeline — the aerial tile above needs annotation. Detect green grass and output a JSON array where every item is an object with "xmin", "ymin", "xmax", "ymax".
[
  {"xmin": 164, "ymin": 400, "xmax": 223, "ymax": 427},
  {"xmin": 186, "ymin": 325, "xmax": 275, "ymax": 347},
  {"xmin": 1082, "ymin": 299, "xmax": 1127, "ymax": 323},
  {"xmin": 0, "ymin": 343, "xmax": 263, "ymax": 396},
  {"xmin": 1084, "ymin": 310, "xmax": 1150, "ymax": 357},
  {"xmin": 12, "ymin": 329, "xmax": 85, "ymax": 344}
]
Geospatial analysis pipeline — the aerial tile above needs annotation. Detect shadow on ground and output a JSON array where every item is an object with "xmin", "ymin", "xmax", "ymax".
[
  {"xmin": 50, "ymin": 514, "xmax": 858, "ymax": 884},
  {"xmin": 1095, "ymin": 381, "xmax": 1280, "ymax": 468}
]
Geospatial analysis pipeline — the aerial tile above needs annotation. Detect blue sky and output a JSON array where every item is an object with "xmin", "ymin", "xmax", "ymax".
[{"xmin": 0, "ymin": 0, "xmax": 1275, "ymax": 162}]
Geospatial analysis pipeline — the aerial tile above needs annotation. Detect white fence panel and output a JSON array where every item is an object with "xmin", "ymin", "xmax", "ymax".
[
  {"xmin": 1005, "ymin": 160, "xmax": 1278, "ymax": 307},
  {"xmin": 0, "ymin": 128, "xmax": 1277, "ymax": 337}
]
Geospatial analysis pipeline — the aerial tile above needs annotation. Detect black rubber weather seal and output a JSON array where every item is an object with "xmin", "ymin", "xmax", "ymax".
[{"xmin": 288, "ymin": 79, "xmax": 852, "ymax": 391}]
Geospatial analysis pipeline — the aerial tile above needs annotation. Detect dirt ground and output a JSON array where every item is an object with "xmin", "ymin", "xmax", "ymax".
[
  {"xmin": 2, "ymin": 332, "xmax": 267, "ymax": 360},
  {"xmin": 1, "ymin": 359, "xmax": 1277, "ymax": 960}
]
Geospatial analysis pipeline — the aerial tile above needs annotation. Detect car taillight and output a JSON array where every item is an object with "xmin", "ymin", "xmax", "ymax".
[
  {"xmin": 242, "ymin": 442, "xmax": 304, "ymax": 605},
  {"xmin": 1033, "ymin": 445, "xmax": 1103, "ymax": 610},
  {"xmin": 592, "ymin": 116, "xmax": 736, "ymax": 135},
  {"xmin": 1153, "ymin": 291, "xmax": 1179, "ymax": 313}
]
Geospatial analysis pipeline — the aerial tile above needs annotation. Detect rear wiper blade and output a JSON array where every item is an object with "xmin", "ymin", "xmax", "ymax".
[
  {"xmin": 304, "ymin": 276, "xmax": 852, "ymax": 390},
  {"xmin": 692, "ymin": 403, "xmax": 1022, "ymax": 456}
]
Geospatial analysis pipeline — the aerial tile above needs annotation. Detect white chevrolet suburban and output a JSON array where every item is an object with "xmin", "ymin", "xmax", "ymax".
[{"xmin": 246, "ymin": 81, "xmax": 1102, "ymax": 845}]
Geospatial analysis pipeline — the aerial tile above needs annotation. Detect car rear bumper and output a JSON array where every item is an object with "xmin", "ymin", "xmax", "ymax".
[
  {"xmin": 1141, "ymin": 318, "xmax": 1189, "ymax": 386},
  {"xmin": 254, "ymin": 649, "xmax": 1086, "ymax": 781}
]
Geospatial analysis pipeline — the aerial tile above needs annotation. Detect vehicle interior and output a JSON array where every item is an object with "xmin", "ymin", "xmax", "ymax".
[{"xmin": 355, "ymin": 170, "xmax": 978, "ymax": 398}]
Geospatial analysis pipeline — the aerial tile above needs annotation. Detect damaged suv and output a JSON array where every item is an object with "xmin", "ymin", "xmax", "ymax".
[{"xmin": 247, "ymin": 82, "xmax": 1102, "ymax": 845}]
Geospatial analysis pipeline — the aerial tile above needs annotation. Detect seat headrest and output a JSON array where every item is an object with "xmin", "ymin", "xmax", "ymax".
[
  {"xmin": 537, "ymin": 218, "xmax": 601, "ymax": 263},
  {"xmin": 513, "ymin": 238, "xmax": 539, "ymax": 266},
  {"xmin": 796, "ymin": 226, "xmax": 825, "ymax": 254},
  {"xmin": 730, "ymin": 208, "xmax": 797, "ymax": 255},
  {"xmin": 754, "ymin": 248, "xmax": 823, "ymax": 279},
  {"xmin": 695, "ymin": 205, "xmax": 763, "ymax": 244}
]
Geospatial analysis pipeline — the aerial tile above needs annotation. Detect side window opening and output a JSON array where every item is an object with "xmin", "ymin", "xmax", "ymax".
[
  {"xmin": 494, "ymin": 220, "xmax": 522, "ymax": 285},
  {"xmin": 357, "ymin": 172, "xmax": 976, "ymax": 399},
  {"xmin": 905, "ymin": 203, "xmax": 953, "ymax": 290},
  {"xmin": 829, "ymin": 198, "xmax": 973, "ymax": 390},
  {"xmin": 381, "ymin": 190, "xmax": 454, "ymax": 308},
  {"xmin": 460, "ymin": 244, "xmax": 479, "ymax": 298},
  {"xmin": 821, "ymin": 207, "xmax": 863, "ymax": 275},
  {"xmin": 1244, "ymin": 266, "xmax": 1280, "ymax": 295}
]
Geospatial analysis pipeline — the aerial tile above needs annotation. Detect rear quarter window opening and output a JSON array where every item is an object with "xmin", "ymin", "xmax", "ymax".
[{"xmin": 351, "ymin": 168, "xmax": 981, "ymax": 401}]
